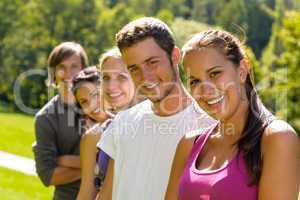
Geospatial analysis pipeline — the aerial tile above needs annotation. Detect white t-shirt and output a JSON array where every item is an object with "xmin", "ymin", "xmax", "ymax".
[{"xmin": 98, "ymin": 100, "xmax": 215, "ymax": 200}]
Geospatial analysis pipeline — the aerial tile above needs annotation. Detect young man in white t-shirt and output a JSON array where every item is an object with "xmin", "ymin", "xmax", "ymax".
[{"xmin": 96, "ymin": 17, "xmax": 215, "ymax": 200}]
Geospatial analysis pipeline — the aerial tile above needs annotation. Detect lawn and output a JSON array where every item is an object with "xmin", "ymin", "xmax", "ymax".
[
  {"xmin": 0, "ymin": 112, "xmax": 35, "ymax": 158},
  {"xmin": 0, "ymin": 167, "xmax": 53, "ymax": 199},
  {"xmin": 0, "ymin": 112, "xmax": 54, "ymax": 199}
]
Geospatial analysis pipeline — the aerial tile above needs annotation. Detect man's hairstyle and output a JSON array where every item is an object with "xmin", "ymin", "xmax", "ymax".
[
  {"xmin": 47, "ymin": 41, "xmax": 88, "ymax": 87},
  {"xmin": 116, "ymin": 17, "xmax": 175, "ymax": 59}
]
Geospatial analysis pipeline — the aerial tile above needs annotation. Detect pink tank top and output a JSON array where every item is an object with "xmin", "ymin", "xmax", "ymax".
[{"xmin": 178, "ymin": 126, "xmax": 258, "ymax": 200}]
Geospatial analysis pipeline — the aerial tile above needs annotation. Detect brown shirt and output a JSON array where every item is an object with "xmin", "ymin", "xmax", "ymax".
[{"xmin": 33, "ymin": 95, "xmax": 83, "ymax": 200}]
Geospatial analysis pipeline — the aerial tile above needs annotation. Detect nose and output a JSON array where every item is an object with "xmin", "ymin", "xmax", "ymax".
[
  {"xmin": 106, "ymin": 78, "xmax": 120, "ymax": 93},
  {"xmin": 140, "ymin": 64, "xmax": 156, "ymax": 84},
  {"xmin": 59, "ymin": 68, "xmax": 72, "ymax": 82},
  {"xmin": 200, "ymin": 81, "xmax": 217, "ymax": 99},
  {"xmin": 85, "ymin": 98, "xmax": 98, "ymax": 113}
]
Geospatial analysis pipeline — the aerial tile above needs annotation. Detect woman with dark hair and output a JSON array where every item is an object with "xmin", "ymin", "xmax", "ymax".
[
  {"xmin": 70, "ymin": 66, "xmax": 113, "ymax": 200},
  {"xmin": 165, "ymin": 30, "xmax": 299, "ymax": 200}
]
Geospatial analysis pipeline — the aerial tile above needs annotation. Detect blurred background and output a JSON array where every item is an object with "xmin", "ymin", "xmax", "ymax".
[{"xmin": 0, "ymin": 0, "xmax": 299, "ymax": 199}]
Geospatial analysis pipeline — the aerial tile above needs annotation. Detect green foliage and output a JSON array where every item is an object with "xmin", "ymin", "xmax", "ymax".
[
  {"xmin": 171, "ymin": 18, "xmax": 213, "ymax": 48},
  {"xmin": 0, "ymin": 0, "xmax": 299, "ymax": 135},
  {"xmin": 260, "ymin": 11, "xmax": 300, "ymax": 133},
  {"xmin": 190, "ymin": 0, "xmax": 274, "ymax": 57},
  {"xmin": 171, "ymin": 18, "xmax": 213, "ymax": 84}
]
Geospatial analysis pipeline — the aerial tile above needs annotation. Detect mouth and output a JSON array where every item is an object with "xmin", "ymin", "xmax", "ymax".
[
  {"xmin": 143, "ymin": 82, "xmax": 159, "ymax": 89},
  {"xmin": 91, "ymin": 107, "xmax": 102, "ymax": 115},
  {"xmin": 108, "ymin": 92, "xmax": 123, "ymax": 98},
  {"xmin": 206, "ymin": 95, "xmax": 224, "ymax": 105}
]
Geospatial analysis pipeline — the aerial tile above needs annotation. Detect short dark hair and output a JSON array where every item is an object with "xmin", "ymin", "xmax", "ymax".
[
  {"xmin": 47, "ymin": 41, "xmax": 88, "ymax": 87},
  {"xmin": 116, "ymin": 17, "xmax": 175, "ymax": 59}
]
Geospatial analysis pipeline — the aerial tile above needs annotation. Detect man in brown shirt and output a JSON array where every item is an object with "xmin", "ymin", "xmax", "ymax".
[{"xmin": 33, "ymin": 42, "xmax": 88, "ymax": 199}]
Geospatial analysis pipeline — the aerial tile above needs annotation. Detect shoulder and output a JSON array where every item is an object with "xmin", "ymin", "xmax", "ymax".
[
  {"xmin": 177, "ymin": 134, "xmax": 197, "ymax": 156},
  {"xmin": 86, "ymin": 123, "xmax": 103, "ymax": 135},
  {"xmin": 81, "ymin": 123, "xmax": 102, "ymax": 143},
  {"xmin": 262, "ymin": 120, "xmax": 299, "ymax": 157},
  {"xmin": 115, "ymin": 100, "xmax": 151, "ymax": 121},
  {"xmin": 35, "ymin": 96, "xmax": 59, "ymax": 119}
]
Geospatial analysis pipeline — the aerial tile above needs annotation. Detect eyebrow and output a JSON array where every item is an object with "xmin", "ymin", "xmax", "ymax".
[
  {"xmin": 89, "ymin": 90, "xmax": 97, "ymax": 95},
  {"xmin": 145, "ymin": 56, "xmax": 159, "ymax": 62},
  {"xmin": 78, "ymin": 97, "xmax": 87, "ymax": 103},
  {"xmin": 128, "ymin": 64, "xmax": 137, "ymax": 69},
  {"xmin": 187, "ymin": 66, "xmax": 223, "ymax": 80},
  {"xmin": 127, "ymin": 56, "xmax": 159, "ymax": 69},
  {"xmin": 206, "ymin": 66, "xmax": 223, "ymax": 73},
  {"xmin": 187, "ymin": 75, "xmax": 197, "ymax": 80}
]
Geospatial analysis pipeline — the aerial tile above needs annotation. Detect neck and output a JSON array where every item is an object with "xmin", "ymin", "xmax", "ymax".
[
  {"xmin": 97, "ymin": 111, "xmax": 112, "ymax": 124},
  {"xmin": 152, "ymin": 82, "xmax": 192, "ymax": 117},
  {"xmin": 219, "ymin": 98, "xmax": 249, "ymax": 144}
]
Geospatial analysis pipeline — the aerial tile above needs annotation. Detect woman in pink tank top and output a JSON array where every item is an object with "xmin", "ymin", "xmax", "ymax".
[{"xmin": 165, "ymin": 30, "xmax": 299, "ymax": 200}]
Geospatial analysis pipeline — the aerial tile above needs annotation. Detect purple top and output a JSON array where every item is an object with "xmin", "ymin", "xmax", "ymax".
[
  {"xmin": 94, "ymin": 119, "xmax": 112, "ymax": 188},
  {"xmin": 179, "ymin": 126, "xmax": 258, "ymax": 200},
  {"xmin": 95, "ymin": 149, "xmax": 110, "ymax": 188}
]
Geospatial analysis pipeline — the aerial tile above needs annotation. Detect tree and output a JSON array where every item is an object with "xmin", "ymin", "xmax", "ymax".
[{"xmin": 260, "ymin": 9, "xmax": 300, "ymax": 133}]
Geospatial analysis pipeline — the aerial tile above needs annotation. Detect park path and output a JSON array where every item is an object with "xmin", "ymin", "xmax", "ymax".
[{"xmin": 0, "ymin": 150, "xmax": 36, "ymax": 176}]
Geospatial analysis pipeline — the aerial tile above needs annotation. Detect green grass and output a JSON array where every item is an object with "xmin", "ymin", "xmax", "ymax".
[
  {"xmin": 0, "ymin": 167, "xmax": 53, "ymax": 199},
  {"xmin": 0, "ymin": 112, "xmax": 54, "ymax": 198},
  {"xmin": 0, "ymin": 112, "xmax": 35, "ymax": 158}
]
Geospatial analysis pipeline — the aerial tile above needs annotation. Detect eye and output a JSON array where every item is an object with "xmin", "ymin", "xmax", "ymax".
[
  {"xmin": 91, "ymin": 90, "xmax": 99, "ymax": 97},
  {"xmin": 72, "ymin": 64, "xmax": 81, "ymax": 69},
  {"xmin": 118, "ymin": 74, "xmax": 129, "ymax": 81},
  {"xmin": 79, "ymin": 100, "xmax": 87, "ymax": 106},
  {"xmin": 209, "ymin": 71, "xmax": 221, "ymax": 79},
  {"xmin": 128, "ymin": 65, "xmax": 139, "ymax": 73},
  {"xmin": 189, "ymin": 79, "xmax": 201, "ymax": 86},
  {"xmin": 56, "ymin": 65, "xmax": 64, "ymax": 72},
  {"xmin": 149, "ymin": 60, "xmax": 159, "ymax": 65},
  {"xmin": 102, "ymin": 75, "xmax": 110, "ymax": 82}
]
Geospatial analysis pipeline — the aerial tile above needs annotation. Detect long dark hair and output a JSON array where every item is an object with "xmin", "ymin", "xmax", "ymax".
[{"xmin": 182, "ymin": 30, "xmax": 275, "ymax": 185}]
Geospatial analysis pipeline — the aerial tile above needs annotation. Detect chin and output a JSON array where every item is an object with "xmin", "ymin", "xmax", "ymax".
[{"xmin": 147, "ymin": 95, "xmax": 164, "ymax": 104}]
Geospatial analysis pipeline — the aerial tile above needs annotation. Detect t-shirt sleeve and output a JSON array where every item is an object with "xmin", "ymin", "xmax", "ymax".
[
  {"xmin": 97, "ymin": 114, "xmax": 122, "ymax": 160},
  {"xmin": 32, "ymin": 114, "xmax": 58, "ymax": 187}
]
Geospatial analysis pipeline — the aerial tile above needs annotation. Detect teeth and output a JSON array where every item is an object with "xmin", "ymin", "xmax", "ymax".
[
  {"xmin": 109, "ymin": 92, "xmax": 122, "ymax": 97},
  {"xmin": 93, "ymin": 108, "xmax": 101, "ymax": 114},
  {"xmin": 144, "ymin": 83, "xmax": 158, "ymax": 89},
  {"xmin": 207, "ymin": 96, "xmax": 224, "ymax": 105}
]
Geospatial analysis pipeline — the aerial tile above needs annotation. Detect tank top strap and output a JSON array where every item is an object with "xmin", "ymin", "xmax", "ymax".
[{"xmin": 191, "ymin": 124, "xmax": 217, "ymax": 156}]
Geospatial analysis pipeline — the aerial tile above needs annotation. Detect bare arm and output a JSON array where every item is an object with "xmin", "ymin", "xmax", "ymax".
[
  {"xmin": 259, "ymin": 120, "xmax": 300, "ymax": 200},
  {"xmin": 57, "ymin": 155, "xmax": 81, "ymax": 169},
  {"xmin": 96, "ymin": 159, "xmax": 114, "ymax": 200},
  {"xmin": 165, "ymin": 136, "xmax": 195, "ymax": 200},
  {"xmin": 76, "ymin": 130, "xmax": 102, "ymax": 200},
  {"xmin": 50, "ymin": 166, "xmax": 81, "ymax": 185}
]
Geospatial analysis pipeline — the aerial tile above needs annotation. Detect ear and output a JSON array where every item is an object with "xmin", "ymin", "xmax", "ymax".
[
  {"xmin": 238, "ymin": 59, "xmax": 249, "ymax": 84},
  {"xmin": 171, "ymin": 46, "xmax": 181, "ymax": 66}
]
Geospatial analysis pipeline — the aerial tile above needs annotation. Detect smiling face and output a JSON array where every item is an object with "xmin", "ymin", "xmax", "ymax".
[
  {"xmin": 75, "ymin": 81, "xmax": 107, "ymax": 122},
  {"xmin": 101, "ymin": 57, "xmax": 135, "ymax": 111},
  {"xmin": 183, "ymin": 48, "xmax": 247, "ymax": 121},
  {"xmin": 121, "ymin": 37, "xmax": 178, "ymax": 104}
]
